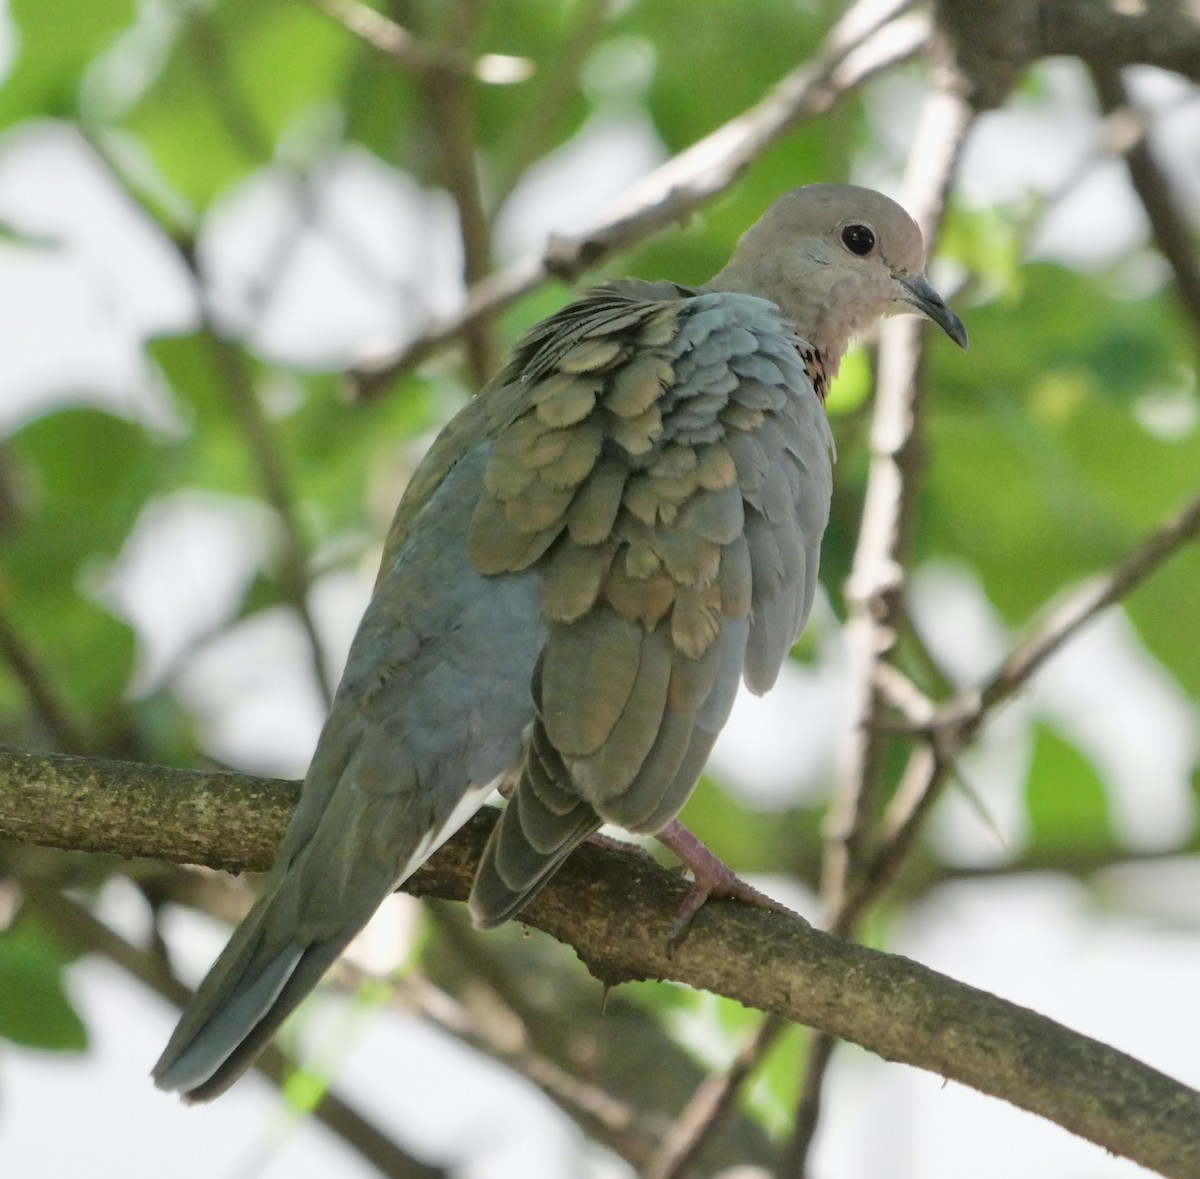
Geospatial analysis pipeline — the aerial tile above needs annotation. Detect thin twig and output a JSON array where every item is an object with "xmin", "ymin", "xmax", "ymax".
[
  {"xmin": 5, "ymin": 759, "xmax": 1200, "ymax": 1178},
  {"xmin": 349, "ymin": 0, "xmax": 930, "ymax": 399},
  {"xmin": 789, "ymin": 74, "xmax": 975, "ymax": 1178},
  {"xmin": 27, "ymin": 888, "xmax": 446, "ymax": 1179},
  {"xmin": 822, "ymin": 74, "xmax": 974, "ymax": 918},
  {"xmin": 492, "ymin": 0, "xmax": 615, "ymax": 206},
  {"xmin": 309, "ymin": 0, "xmax": 532, "ymax": 83},
  {"xmin": 356, "ymin": 965, "xmax": 663, "ymax": 1170},
  {"xmin": 1090, "ymin": 66, "xmax": 1200, "ymax": 348},
  {"xmin": 186, "ymin": 13, "xmax": 275, "ymax": 162},
  {"xmin": 972, "ymin": 487, "xmax": 1200, "ymax": 724},
  {"xmin": 205, "ymin": 335, "xmax": 336, "ymax": 710},
  {"xmin": 0, "ymin": 609, "xmax": 91, "ymax": 753},
  {"xmin": 76, "ymin": 133, "xmax": 336, "ymax": 712},
  {"xmin": 646, "ymin": 1014, "xmax": 787, "ymax": 1179},
  {"xmin": 847, "ymin": 483, "xmax": 1200, "ymax": 922},
  {"xmin": 417, "ymin": 0, "xmax": 497, "ymax": 387},
  {"xmin": 781, "ymin": 1031, "xmax": 837, "ymax": 1177},
  {"xmin": 423, "ymin": 905, "xmax": 573, "ymax": 1064}
]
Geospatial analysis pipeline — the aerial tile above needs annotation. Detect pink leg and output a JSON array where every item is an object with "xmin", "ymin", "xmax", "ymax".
[{"xmin": 655, "ymin": 820, "xmax": 799, "ymax": 948}]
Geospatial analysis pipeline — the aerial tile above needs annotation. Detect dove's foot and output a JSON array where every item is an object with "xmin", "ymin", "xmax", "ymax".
[{"xmin": 654, "ymin": 820, "xmax": 798, "ymax": 950}]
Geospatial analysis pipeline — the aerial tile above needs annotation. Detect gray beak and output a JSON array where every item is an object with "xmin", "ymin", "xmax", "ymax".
[{"xmin": 899, "ymin": 274, "xmax": 968, "ymax": 349}]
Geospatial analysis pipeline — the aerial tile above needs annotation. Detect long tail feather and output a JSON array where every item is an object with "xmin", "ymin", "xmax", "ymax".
[{"xmin": 153, "ymin": 883, "xmax": 367, "ymax": 1102}]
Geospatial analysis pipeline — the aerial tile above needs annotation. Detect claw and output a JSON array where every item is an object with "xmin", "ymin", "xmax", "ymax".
[{"xmin": 656, "ymin": 820, "xmax": 799, "ymax": 951}]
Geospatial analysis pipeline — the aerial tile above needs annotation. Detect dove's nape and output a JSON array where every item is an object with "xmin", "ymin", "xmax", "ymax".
[{"xmin": 153, "ymin": 183, "xmax": 965, "ymax": 1101}]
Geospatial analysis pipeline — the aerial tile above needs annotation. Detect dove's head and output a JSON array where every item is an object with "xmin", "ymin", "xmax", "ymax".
[{"xmin": 707, "ymin": 183, "xmax": 967, "ymax": 372}]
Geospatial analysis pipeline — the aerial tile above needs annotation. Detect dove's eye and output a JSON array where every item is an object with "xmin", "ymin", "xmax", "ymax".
[{"xmin": 841, "ymin": 224, "xmax": 876, "ymax": 256}]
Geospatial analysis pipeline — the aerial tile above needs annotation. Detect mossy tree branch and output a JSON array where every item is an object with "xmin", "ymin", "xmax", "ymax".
[{"xmin": 2, "ymin": 745, "xmax": 1199, "ymax": 1179}]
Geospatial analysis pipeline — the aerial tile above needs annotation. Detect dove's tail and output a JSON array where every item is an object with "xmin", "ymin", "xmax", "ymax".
[{"xmin": 152, "ymin": 879, "xmax": 370, "ymax": 1102}]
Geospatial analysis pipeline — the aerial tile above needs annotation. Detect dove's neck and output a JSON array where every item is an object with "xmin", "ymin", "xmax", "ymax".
[{"xmin": 702, "ymin": 256, "xmax": 862, "ymax": 380}]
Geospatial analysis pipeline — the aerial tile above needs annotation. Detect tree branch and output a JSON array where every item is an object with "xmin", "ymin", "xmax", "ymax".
[
  {"xmin": 789, "ymin": 71, "xmax": 975, "ymax": 1176},
  {"xmin": 823, "ymin": 76, "xmax": 974, "ymax": 916},
  {"xmin": 1090, "ymin": 65, "xmax": 1200, "ymax": 362},
  {"xmin": 969, "ymin": 486, "xmax": 1200, "ymax": 725},
  {"xmin": 29, "ymin": 888, "xmax": 446, "ymax": 1179},
  {"xmin": 309, "ymin": 0, "xmax": 532, "ymax": 84},
  {"xmin": 935, "ymin": 0, "xmax": 1200, "ymax": 109},
  {"xmin": 843, "ymin": 485, "xmax": 1200, "ymax": 924},
  {"xmin": 0, "ymin": 608, "xmax": 91, "ymax": 753},
  {"xmin": 348, "ymin": 0, "xmax": 931, "ymax": 399},
  {"xmin": 2, "ymin": 747, "xmax": 1199, "ymax": 1178},
  {"xmin": 646, "ymin": 1014, "xmax": 786, "ymax": 1179},
  {"xmin": 416, "ymin": 0, "xmax": 498, "ymax": 387},
  {"xmin": 372, "ymin": 969, "xmax": 662, "ymax": 1170},
  {"xmin": 74, "ymin": 131, "xmax": 338, "ymax": 714},
  {"xmin": 204, "ymin": 334, "xmax": 336, "ymax": 710}
]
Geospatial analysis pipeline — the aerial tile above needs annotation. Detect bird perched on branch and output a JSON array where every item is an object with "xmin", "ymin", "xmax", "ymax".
[{"xmin": 154, "ymin": 183, "xmax": 966, "ymax": 1100}]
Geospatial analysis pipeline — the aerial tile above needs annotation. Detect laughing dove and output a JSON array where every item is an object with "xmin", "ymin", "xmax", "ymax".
[{"xmin": 154, "ymin": 183, "xmax": 966, "ymax": 1100}]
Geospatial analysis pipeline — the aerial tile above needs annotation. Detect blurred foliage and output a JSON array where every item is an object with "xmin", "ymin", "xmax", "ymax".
[
  {"xmin": 0, "ymin": 0, "xmax": 1197, "ymax": 1172},
  {"xmin": 0, "ymin": 914, "xmax": 88, "ymax": 1051}
]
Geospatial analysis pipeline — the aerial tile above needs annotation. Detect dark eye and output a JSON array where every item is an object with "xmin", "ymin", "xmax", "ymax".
[{"xmin": 841, "ymin": 223, "xmax": 876, "ymax": 256}]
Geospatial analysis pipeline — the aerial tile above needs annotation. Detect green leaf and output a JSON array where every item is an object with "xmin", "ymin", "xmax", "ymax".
[
  {"xmin": 0, "ymin": 916, "xmax": 88, "ymax": 1051},
  {"xmin": 1125, "ymin": 548, "xmax": 1200, "ymax": 698},
  {"xmin": 1025, "ymin": 724, "xmax": 1113, "ymax": 852},
  {"xmin": 147, "ymin": 332, "xmax": 254, "ymax": 495},
  {"xmin": 1, "ymin": 408, "xmax": 154, "ymax": 718},
  {"xmin": 0, "ymin": 0, "xmax": 136, "ymax": 126},
  {"xmin": 620, "ymin": 0, "xmax": 820, "ymax": 153},
  {"xmin": 120, "ymin": 0, "xmax": 351, "ymax": 204},
  {"xmin": 940, "ymin": 204, "xmax": 1024, "ymax": 300},
  {"xmin": 743, "ymin": 1021, "xmax": 805, "ymax": 1138},
  {"xmin": 919, "ymin": 264, "xmax": 1199, "ymax": 622}
]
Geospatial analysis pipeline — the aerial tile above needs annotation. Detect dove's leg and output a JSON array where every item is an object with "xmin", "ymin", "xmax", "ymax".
[{"xmin": 655, "ymin": 821, "xmax": 799, "ymax": 947}]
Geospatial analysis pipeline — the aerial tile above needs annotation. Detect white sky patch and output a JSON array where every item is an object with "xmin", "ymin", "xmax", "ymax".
[
  {"xmin": 493, "ymin": 110, "xmax": 667, "ymax": 260},
  {"xmin": 197, "ymin": 148, "xmax": 463, "ymax": 369},
  {"xmin": 100, "ymin": 491, "xmax": 273, "ymax": 694},
  {"xmin": 174, "ymin": 605, "xmax": 328, "ymax": 778},
  {"xmin": 0, "ymin": 121, "xmax": 195, "ymax": 434},
  {"xmin": 1034, "ymin": 607, "xmax": 1198, "ymax": 848},
  {"xmin": 168, "ymin": 563, "xmax": 373, "ymax": 778},
  {"xmin": 909, "ymin": 561, "xmax": 1198, "ymax": 857},
  {"xmin": 710, "ymin": 593, "xmax": 849, "ymax": 808}
]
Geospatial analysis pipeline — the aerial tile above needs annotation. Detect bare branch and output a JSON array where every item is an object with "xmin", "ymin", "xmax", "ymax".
[
  {"xmin": 843, "ymin": 484, "xmax": 1200, "ymax": 923},
  {"xmin": 309, "ymin": 0, "xmax": 532, "ymax": 83},
  {"xmin": 1090, "ymin": 66, "xmax": 1200, "ymax": 361},
  {"xmin": 28, "ymin": 888, "xmax": 446, "ymax": 1179},
  {"xmin": 349, "ymin": 0, "xmax": 931, "ymax": 399},
  {"xmin": 416, "ymin": 0, "xmax": 498, "ymax": 387},
  {"xmin": 646, "ymin": 1014, "xmax": 786, "ymax": 1179},
  {"xmin": 0, "ymin": 609, "xmax": 91, "ymax": 753},
  {"xmin": 782, "ymin": 1030, "xmax": 837, "ymax": 1176},
  {"xmin": 792, "ymin": 74, "xmax": 975, "ymax": 1175},
  {"xmin": 824, "ymin": 75, "xmax": 974, "ymax": 918},
  {"xmin": 205, "ymin": 335, "xmax": 336, "ymax": 710},
  {"xmin": 77, "ymin": 133, "xmax": 337, "ymax": 712},
  {"xmin": 973, "ymin": 487, "xmax": 1200, "ymax": 722},
  {"xmin": 377, "ymin": 970, "xmax": 662, "ymax": 1169},
  {"xmin": 3, "ymin": 747, "xmax": 1200, "ymax": 1178},
  {"xmin": 935, "ymin": 0, "xmax": 1200, "ymax": 108}
]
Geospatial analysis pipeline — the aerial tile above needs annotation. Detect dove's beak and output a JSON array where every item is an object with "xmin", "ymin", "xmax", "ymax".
[{"xmin": 899, "ymin": 274, "xmax": 968, "ymax": 349}]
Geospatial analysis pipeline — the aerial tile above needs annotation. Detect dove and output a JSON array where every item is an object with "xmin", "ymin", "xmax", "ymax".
[{"xmin": 154, "ymin": 183, "xmax": 966, "ymax": 1100}]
